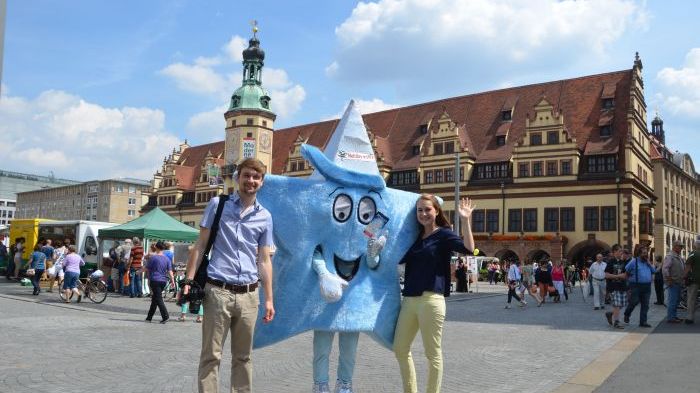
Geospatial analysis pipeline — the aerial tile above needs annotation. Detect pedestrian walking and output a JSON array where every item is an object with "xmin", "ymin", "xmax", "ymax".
[
  {"xmin": 47, "ymin": 241, "xmax": 66, "ymax": 292},
  {"xmin": 28, "ymin": 244, "xmax": 46, "ymax": 295},
  {"xmin": 61, "ymin": 245, "xmax": 84, "ymax": 303},
  {"xmin": 535, "ymin": 261, "xmax": 559, "ymax": 303},
  {"xmin": 589, "ymin": 254, "xmax": 607, "ymax": 310},
  {"xmin": 604, "ymin": 245, "xmax": 627, "ymax": 329},
  {"xmin": 144, "ymin": 241, "xmax": 174, "ymax": 324},
  {"xmin": 623, "ymin": 245, "xmax": 655, "ymax": 328},
  {"xmin": 664, "ymin": 240, "xmax": 686, "ymax": 323},
  {"xmin": 653, "ymin": 255, "xmax": 665, "ymax": 305},
  {"xmin": 505, "ymin": 261, "xmax": 527, "ymax": 308},
  {"xmin": 683, "ymin": 237, "xmax": 700, "ymax": 324},
  {"xmin": 552, "ymin": 260, "xmax": 567, "ymax": 301},
  {"xmin": 520, "ymin": 260, "xmax": 542, "ymax": 305},
  {"xmin": 394, "ymin": 195, "xmax": 475, "ymax": 393}
]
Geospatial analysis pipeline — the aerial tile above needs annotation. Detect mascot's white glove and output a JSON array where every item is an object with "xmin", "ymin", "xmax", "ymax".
[
  {"xmin": 366, "ymin": 235, "xmax": 386, "ymax": 269},
  {"xmin": 312, "ymin": 247, "xmax": 348, "ymax": 303},
  {"xmin": 318, "ymin": 273, "xmax": 349, "ymax": 303}
]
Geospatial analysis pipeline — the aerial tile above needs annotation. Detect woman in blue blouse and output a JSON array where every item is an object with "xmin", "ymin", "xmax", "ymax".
[
  {"xmin": 29, "ymin": 243, "xmax": 47, "ymax": 295},
  {"xmin": 394, "ymin": 194, "xmax": 475, "ymax": 393}
]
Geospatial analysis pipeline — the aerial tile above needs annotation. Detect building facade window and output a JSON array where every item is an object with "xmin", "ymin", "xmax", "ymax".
[
  {"xmin": 472, "ymin": 210, "xmax": 485, "ymax": 232},
  {"xmin": 433, "ymin": 143, "xmax": 443, "ymax": 155},
  {"xmin": 496, "ymin": 136, "xmax": 506, "ymax": 146},
  {"xmin": 128, "ymin": 198, "xmax": 136, "ymax": 205},
  {"xmin": 601, "ymin": 206, "xmax": 617, "ymax": 231},
  {"xmin": 544, "ymin": 208, "xmax": 559, "ymax": 232},
  {"xmin": 532, "ymin": 161, "xmax": 543, "ymax": 177},
  {"xmin": 602, "ymin": 98, "xmax": 614, "ymax": 109},
  {"xmin": 518, "ymin": 163, "xmax": 529, "ymax": 177},
  {"xmin": 445, "ymin": 168, "xmax": 454, "ymax": 182},
  {"xmin": 547, "ymin": 131, "xmax": 559, "ymax": 144},
  {"xmin": 128, "ymin": 209, "xmax": 135, "ymax": 217},
  {"xmin": 523, "ymin": 208, "xmax": 537, "ymax": 232},
  {"xmin": 502, "ymin": 110, "xmax": 512, "ymax": 121},
  {"xmin": 546, "ymin": 161, "xmax": 558, "ymax": 176},
  {"xmin": 445, "ymin": 141, "xmax": 455, "ymax": 154},
  {"xmin": 600, "ymin": 125, "xmax": 613, "ymax": 137},
  {"xmin": 435, "ymin": 169, "xmax": 443, "ymax": 183},
  {"xmin": 560, "ymin": 207, "xmax": 575, "ymax": 231},
  {"xmin": 424, "ymin": 170, "xmax": 433, "ymax": 184},
  {"xmin": 486, "ymin": 209, "xmax": 499, "ymax": 233},
  {"xmin": 508, "ymin": 209, "xmax": 522, "ymax": 232},
  {"xmin": 530, "ymin": 133, "xmax": 542, "ymax": 145},
  {"xmin": 561, "ymin": 160, "xmax": 572, "ymax": 175},
  {"xmin": 584, "ymin": 207, "xmax": 599, "ymax": 231},
  {"xmin": 128, "ymin": 185, "xmax": 136, "ymax": 194},
  {"xmin": 587, "ymin": 155, "xmax": 617, "ymax": 173},
  {"xmin": 475, "ymin": 163, "xmax": 509, "ymax": 180}
]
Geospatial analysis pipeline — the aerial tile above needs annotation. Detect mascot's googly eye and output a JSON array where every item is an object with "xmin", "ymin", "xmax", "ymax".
[
  {"xmin": 357, "ymin": 197, "xmax": 376, "ymax": 224},
  {"xmin": 333, "ymin": 194, "xmax": 353, "ymax": 222}
]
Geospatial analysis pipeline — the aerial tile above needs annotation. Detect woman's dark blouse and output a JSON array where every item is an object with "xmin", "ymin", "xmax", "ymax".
[
  {"xmin": 399, "ymin": 227, "xmax": 471, "ymax": 297},
  {"xmin": 535, "ymin": 266, "xmax": 553, "ymax": 285}
]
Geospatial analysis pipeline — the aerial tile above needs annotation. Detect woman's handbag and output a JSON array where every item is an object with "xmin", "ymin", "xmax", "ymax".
[{"xmin": 25, "ymin": 268, "xmax": 36, "ymax": 276}]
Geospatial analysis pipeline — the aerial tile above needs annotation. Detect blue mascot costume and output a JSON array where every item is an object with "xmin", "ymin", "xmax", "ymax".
[{"xmin": 254, "ymin": 100, "xmax": 421, "ymax": 392}]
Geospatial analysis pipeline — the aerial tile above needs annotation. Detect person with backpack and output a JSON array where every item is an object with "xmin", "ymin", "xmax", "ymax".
[{"xmin": 622, "ymin": 245, "xmax": 655, "ymax": 328}]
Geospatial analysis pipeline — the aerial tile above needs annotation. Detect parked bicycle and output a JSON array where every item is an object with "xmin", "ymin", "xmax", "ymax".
[
  {"xmin": 58, "ymin": 269, "xmax": 108, "ymax": 304},
  {"xmin": 162, "ymin": 263, "xmax": 186, "ymax": 301}
]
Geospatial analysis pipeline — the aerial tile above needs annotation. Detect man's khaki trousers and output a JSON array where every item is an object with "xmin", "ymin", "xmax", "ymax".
[{"xmin": 198, "ymin": 284, "xmax": 259, "ymax": 393}]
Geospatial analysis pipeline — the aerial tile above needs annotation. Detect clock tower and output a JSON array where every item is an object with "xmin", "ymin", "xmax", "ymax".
[{"xmin": 223, "ymin": 22, "xmax": 276, "ymax": 190}]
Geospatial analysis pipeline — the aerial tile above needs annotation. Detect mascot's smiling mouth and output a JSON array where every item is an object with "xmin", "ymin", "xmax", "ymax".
[{"xmin": 334, "ymin": 254, "xmax": 361, "ymax": 281}]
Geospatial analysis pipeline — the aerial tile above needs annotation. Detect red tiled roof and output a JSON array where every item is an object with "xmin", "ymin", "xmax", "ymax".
[
  {"xmin": 174, "ymin": 165, "xmax": 196, "ymax": 191},
  {"xmin": 177, "ymin": 69, "xmax": 634, "ymax": 181}
]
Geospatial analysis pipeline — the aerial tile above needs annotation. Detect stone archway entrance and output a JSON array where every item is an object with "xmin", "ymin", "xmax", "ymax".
[
  {"xmin": 495, "ymin": 249, "xmax": 519, "ymax": 262},
  {"xmin": 527, "ymin": 249, "xmax": 551, "ymax": 263},
  {"xmin": 566, "ymin": 238, "xmax": 611, "ymax": 268}
]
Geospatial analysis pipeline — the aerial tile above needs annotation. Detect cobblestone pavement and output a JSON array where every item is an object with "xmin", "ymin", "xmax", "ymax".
[{"xmin": 0, "ymin": 279, "xmax": 666, "ymax": 393}]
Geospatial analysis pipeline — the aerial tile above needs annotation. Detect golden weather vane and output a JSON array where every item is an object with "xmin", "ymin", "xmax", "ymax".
[{"xmin": 251, "ymin": 20, "xmax": 258, "ymax": 37}]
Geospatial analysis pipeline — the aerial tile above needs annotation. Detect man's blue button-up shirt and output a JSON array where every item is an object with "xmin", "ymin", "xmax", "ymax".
[
  {"xmin": 201, "ymin": 192, "xmax": 273, "ymax": 285},
  {"xmin": 625, "ymin": 258, "xmax": 656, "ymax": 284}
]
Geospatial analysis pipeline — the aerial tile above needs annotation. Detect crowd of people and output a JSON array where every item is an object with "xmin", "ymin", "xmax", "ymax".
[{"xmin": 491, "ymin": 238, "xmax": 700, "ymax": 330}]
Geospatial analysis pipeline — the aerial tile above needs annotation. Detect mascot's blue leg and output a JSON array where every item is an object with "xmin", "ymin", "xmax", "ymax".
[
  {"xmin": 336, "ymin": 332, "xmax": 359, "ymax": 392},
  {"xmin": 313, "ymin": 330, "xmax": 333, "ymax": 388}
]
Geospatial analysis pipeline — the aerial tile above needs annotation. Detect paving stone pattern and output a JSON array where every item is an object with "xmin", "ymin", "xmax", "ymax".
[{"xmin": 0, "ymin": 280, "xmax": 663, "ymax": 393}]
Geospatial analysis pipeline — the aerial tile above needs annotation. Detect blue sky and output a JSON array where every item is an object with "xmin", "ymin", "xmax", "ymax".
[{"xmin": 1, "ymin": 0, "xmax": 699, "ymax": 181}]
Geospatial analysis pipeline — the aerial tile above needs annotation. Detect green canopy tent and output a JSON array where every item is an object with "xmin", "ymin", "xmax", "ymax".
[{"xmin": 98, "ymin": 207, "xmax": 199, "ymax": 242}]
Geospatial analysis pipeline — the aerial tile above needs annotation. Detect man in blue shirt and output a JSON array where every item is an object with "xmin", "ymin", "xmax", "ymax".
[
  {"xmin": 183, "ymin": 158, "xmax": 274, "ymax": 393},
  {"xmin": 623, "ymin": 245, "xmax": 656, "ymax": 327}
]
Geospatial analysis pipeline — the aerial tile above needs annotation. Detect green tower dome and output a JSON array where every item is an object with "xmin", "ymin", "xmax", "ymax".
[{"xmin": 228, "ymin": 30, "xmax": 274, "ymax": 114}]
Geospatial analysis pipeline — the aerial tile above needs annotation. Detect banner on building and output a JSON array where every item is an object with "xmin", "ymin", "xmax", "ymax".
[
  {"xmin": 242, "ymin": 137, "xmax": 256, "ymax": 159},
  {"xmin": 207, "ymin": 164, "xmax": 222, "ymax": 187}
]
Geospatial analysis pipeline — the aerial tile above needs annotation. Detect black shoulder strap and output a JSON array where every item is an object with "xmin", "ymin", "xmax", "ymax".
[
  {"xmin": 194, "ymin": 194, "xmax": 229, "ymax": 286},
  {"xmin": 204, "ymin": 194, "xmax": 229, "ymax": 258}
]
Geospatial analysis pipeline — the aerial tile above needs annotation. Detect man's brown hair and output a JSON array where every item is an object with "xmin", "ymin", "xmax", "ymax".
[{"xmin": 237, "ymin": 158, "xmax": 267, "ymax": 179}]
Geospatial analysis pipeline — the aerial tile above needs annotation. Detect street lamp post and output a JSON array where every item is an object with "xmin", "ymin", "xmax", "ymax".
[
  {"xmin": 454, "ymin": 153, "xmax": 460, "ymax": 235},
  {"xmin": 500, "ymin": 182, "xmax": 505, "ymax": 234}
]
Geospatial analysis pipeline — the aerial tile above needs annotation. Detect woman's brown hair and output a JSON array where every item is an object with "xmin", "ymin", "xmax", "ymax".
[{"xmin": 417, "ymin": 194, "xmax": 451, "ymax": 229}]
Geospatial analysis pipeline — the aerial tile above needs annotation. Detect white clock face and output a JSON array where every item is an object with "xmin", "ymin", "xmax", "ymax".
[
  {"xmin": 225, "ymin": 132, "xmax": 240, "ymax": 164},
  {"xmin": 260, "ymin": 130, "xmax": 271, "ymax": 153}
]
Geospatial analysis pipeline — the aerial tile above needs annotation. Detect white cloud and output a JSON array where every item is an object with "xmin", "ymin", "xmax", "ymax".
[
  {"xmin": 0, "ymin": 89, "xmax": 180, "ymax": 181},
  {"xmin": 161, "ymin": 36, "xmax": 306, "ymax": 121},
  {"xmin": 330, "ymin": 0, "xmax": 648, "ymax": 86},
  {"xmin": 159, "ymin": 62, "xmax": 228, "ymax": 96},
  {"xmin": 656, "ymin": 48, "xmax": 700, "ymax": 118},
  {"xmin": 223, "ymin": 36, "xmax": 248, "ymax": 62},
  {"xmin": 186, "ymin": 104, "xmax": 228, "ymax": 142},
  {"xmin": 323, "ymin": 98, "xmax": 399, "ymax": 120}
]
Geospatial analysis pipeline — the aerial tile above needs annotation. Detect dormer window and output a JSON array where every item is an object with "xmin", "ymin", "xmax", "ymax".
[
  {"xmin": 246, "ymin": 118, "xmax": 254, "ymax": 125},
  {"xmin": 496, "ymin": 136, "xmax": 506, "ymax": 146},
  {"xmin": 444, "ymin": 141, "xmax": 454, "ymax": 154},
  {"xmin": 412, "ymin": 145, "xmax": 420, "ymax": 156},
  {"xmin": 433, "ymin": 143, "xmax": 443, "ymax": 155},
  {"xmin": 547, "ymin": 131, "xmax": 559, "ymax": 144},
  {"xmin": 600, "ymin": 125, "xmax": 613, "ymax": 137},
  {"xmin": 530, "ymin": 133, "xmax": 542, "ymax": 145},
  {"xmin": 419, "ymin": 124, "xmax": 428, "ymax": 134},
  {"xmin": 602, "ymin": 98, "xmax": 614, "ymax": 110},
  {"xmin": 501, "ymin": 110, "xmax": 512, "ymax": 121}
]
